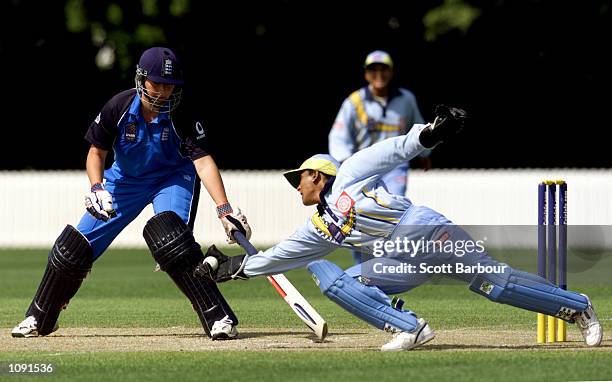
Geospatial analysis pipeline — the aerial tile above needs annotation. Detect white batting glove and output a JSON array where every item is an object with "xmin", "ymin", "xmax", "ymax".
[
  {"xmin": 85, "ymin": 183, "xmax": 117, "ymax": 222},
  {"xmin": 217, "ymin": 203, "xmax": 252, "ymax": 244}
]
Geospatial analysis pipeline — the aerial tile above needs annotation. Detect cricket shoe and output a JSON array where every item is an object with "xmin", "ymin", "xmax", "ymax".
[
  {"xmin": 381, "ymin": 318, "xmax": 436, "ymax": 351},
  {"xmin": 211, "ymin": 315, "xmax": 238, "ymax": 340},
  {"xmin": 11, "ymin": 316, "xmax": 58, "ymax": 338},
  {"xmin": 575, "ymin": 294, "xmax": 603, "ymax": 347}
]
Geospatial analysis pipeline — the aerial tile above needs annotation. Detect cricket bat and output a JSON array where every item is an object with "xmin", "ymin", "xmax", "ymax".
[
  {"xmin": 266, "ymin": 273, "xmax": 328, "ymax": 341},
  {"xmin": 232, "ymin": 231, "xmax": 328, "ymax": 341}
]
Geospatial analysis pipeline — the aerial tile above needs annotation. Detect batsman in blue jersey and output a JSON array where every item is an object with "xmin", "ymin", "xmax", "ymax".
[
  {"xmin": 12, "ymin": 47, "xmax": 250, "ymax": 340},
  {"xmin": 329, "ymin": 50, "xmax": 428, "ymax": 264},
  {"xmin": 202, "ymin": 106, "xmax": 602, "ymax": 350}
]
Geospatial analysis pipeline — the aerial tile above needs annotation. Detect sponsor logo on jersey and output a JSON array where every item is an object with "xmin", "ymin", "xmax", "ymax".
[
  {"xmin": 124, "ymin": 123, "xmax": 137, "ymax": 142},
  {"xmin": 195, "ymin": 121, "xmax": 206, "ymax": 140},
  {"xmin": 161, "ymin": 127, "xmax": 169, "ymax": 141},
  {"xmin": 94, "ymin": 113, "xmax": 101, "ymax": 124},
  {"xmin": 335, "ymin": 191, "xmax": 355, "ymax": 216}
]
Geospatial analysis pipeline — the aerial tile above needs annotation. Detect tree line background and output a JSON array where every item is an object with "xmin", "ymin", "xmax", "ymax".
[{"xmin": 2, "ymin": 0, "xmax": 610, "ymax": 170}]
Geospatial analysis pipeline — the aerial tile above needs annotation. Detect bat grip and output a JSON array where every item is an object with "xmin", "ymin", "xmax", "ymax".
[{"xmin": 232, "ymin": 231, "xmax": 258, "ymax": 255}]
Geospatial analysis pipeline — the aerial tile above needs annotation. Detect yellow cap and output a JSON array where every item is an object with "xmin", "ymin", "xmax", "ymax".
[{"xmin": 283, "ymin": 154, "xmax": 340, "ymax": 189}]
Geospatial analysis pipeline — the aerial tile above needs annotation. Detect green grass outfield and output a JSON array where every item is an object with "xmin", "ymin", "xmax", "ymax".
[{"xmin": 1, "ymin": 248, "xmax": 611, "ymax": 381}]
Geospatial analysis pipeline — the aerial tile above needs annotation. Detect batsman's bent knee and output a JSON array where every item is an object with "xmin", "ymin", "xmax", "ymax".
[{"xmin": 308, "ymin": 260, "xmax": 418, "ymax": 333}]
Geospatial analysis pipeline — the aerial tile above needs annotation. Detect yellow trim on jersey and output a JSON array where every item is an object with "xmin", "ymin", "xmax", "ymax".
[
  {"xmin": 374, "ymin": 123, "xmax": 400, "ymax": 132},
  {"xmin": 356, "ymin": 209, "xmax": 400, "ymax": 223},
  {"xmin": 311, "ymin": 209, "xmax": 356, "ymax": 239},
  {"xmin": 342, "ymin": 209, "xmax": 356, "ymax": 235},
  {"xmin": 362, "ymin": 188, "xmax": 388, "ymax": 208},
  {"xmin": 349, "ymin": 91, "xmax": 399, "ymax": 132},
  {"xmin": 349, "ymin": 91, "xmax": 368, "ymax": 125},
  {"xmin": 311, "ymin": 213, "xmax": 333, "ymax": 237}
]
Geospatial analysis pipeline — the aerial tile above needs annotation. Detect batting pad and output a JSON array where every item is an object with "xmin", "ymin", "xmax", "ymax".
[
  {"xmin": 308, "ymin": 260, "xmax": 418, "ymax": 333},
  {"xmin": 469, "ymin": 267, "xmax": 588, "ymax": 322},
  {"xmin": 26, "ymin": 225, "xmax": 93, "ymax": 335},
  {"xmin": 143, "ymin": 211, "xmax": 238, "ymax": 335}
]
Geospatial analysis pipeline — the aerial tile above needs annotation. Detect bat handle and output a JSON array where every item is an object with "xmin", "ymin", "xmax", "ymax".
[{"xmin": 232, "ymin": 231, "xmax": 258, "ymax": 255}]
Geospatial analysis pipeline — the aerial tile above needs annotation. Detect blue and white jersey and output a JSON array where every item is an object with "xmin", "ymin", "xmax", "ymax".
[
  {"xmin": 329, "ymin": 86, "xmax": 424, "ymax": 163},
  {"xmin": 85, "ymin": 89, "xmax": 209, "ymax": 183},
  {"xmin": 244, "ymin": 124, "xmax": 431, "ymax": 277}
]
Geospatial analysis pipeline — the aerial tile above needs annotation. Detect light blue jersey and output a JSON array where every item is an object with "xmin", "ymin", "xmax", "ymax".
[
  {"xmin": 329, "ymin": 85, "xmax": 426, "ymax": 237},
  {"xmin": 329, "ymin": 86, "xmax": 424, "ymax": 163},
  {"xmin": 245, "ymin": 126, "xmax": 592, "ymax": 333},
  {"xmin": 245, "ymin": 124, "xmax": 430, "ymax": 276}
]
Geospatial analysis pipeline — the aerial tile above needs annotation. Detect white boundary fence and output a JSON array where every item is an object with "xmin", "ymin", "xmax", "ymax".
[{"xmin": 1, "ymin": 169, "xmax": 611, "ymax": 249}]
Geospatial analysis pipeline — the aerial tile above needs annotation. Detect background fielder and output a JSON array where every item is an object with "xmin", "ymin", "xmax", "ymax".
[{"xmin": 329, "ymin": 50, "xmax": 427, "ymax": 264}]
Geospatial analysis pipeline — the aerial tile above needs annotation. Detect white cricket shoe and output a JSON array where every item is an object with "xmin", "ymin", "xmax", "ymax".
[
  {"xmin": 11, "ymin": 316, "xmax": 58, "ymax": 338},
  {"xmin": 381, "ymin": 318, "xmax": 436, "ymax": 351},
  {"xmin": 210, "ymin": 315, "xmax": 238, "ymax": 340},
  {"xmin": 575, "ymin": 294, "xmax": 603, "ymax": 347}
]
